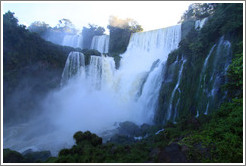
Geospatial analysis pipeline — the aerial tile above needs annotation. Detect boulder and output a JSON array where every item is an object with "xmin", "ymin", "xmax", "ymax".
[{"xmin": 157, "ymin": 143, "xmax": 187, "ymax": 163}]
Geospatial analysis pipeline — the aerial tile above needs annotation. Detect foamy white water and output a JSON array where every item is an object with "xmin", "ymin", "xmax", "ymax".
[
  {"xmin": 4, "ymin": 25, "xmax": 182, "ymax": 156},
  {"xmin": 90, "ymin": 35, "xmax": 109, "ymax": 53}
]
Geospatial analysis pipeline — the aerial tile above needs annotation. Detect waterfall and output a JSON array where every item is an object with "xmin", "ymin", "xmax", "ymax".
[
  {"xmin": 4, "ymin": 25, "xmax": 182, "ymax": 155},
  {"xmin": 117, "ymin": 25, "xmax": 181, "ymax": 122},
  {"xmin": 167, "ymin": 57, "xmax": 186, "ymax": 121},
  {"xmin": 119, "ymin": 25, "xmax": 181, "ymax": 97},
  {"xmin": 87, "ymin": 56, "xmax": 103, "ymax": 90},
  {"xmin": 101, "ymin": 56, "xmax": 116, "ymax": 90},
  {"xmin": 60, "ymin": 51, "xmax": 85, "ymax": 86},
  {"xmin": 137, "ymin": 61, "xmax": 164, "ymax": 122},
  {"xmin": 204, "ymin": 102, "xmax": 209, "ymax": 115},
  {"xmin": 195, "ymin": 17, "xmax": 208, "ymax": 30},
  {"xmin": 195, "ymin": 110, "xmax": 199, "ymax": 118},
  {"xmin": 62, "ymin": 34, "xmax": 83, "ymax": 49},
  {"xmin": 87, "ymin": 55, "xmax": 115, "ymax": 90},
  {"xmin": 200, "ymin": 44, "xmax": 216, "ymax": 83},
  {"xmin": 196, "ymin": 36, "xmax": 232, "ymax": 116},
  {"xmin": 90, "ymin": 35, "xmax": 109, "ymax": 53}
]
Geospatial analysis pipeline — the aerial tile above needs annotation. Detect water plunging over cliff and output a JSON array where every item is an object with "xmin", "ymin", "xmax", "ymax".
[
  {"xmin": 196, "ymin": 36, "xmax": 232, "ymax": 116},
  {"xmin": 167, "ymin": 57, "xmax": 186, "ymax": 121},
  {"xmin": 90, "ymin": 35, "xmax": 109, "ymax": 53},
  {"xmin": 118, "ymin": 25, "xmax": 181, "ymax": 121},
  {"xmin": 60, "ymin": 51, "xmax": 85, "ymax": 86},
  {"xmin": 3, "ymin": 25, "xmax": 182, "ymax": 156},
  {"xmin": 62, "ymin": 34, "xmax": 83, "ymax": 49}
]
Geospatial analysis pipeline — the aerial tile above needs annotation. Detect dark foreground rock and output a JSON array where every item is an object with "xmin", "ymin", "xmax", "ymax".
[{"xmin": 157, "ymin": 143, "xmax": 188, "ymax": 163}]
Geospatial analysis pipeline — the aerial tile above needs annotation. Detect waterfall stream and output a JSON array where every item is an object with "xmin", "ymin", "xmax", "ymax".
[
  {"xmin": 60, "ymin": 51, "xmax": 86, "ymax": 86},
  {"xmin": 62, "ymin": 34, "xmax": 83, "ymax": 49},
  {"xmin": 167, "ymin": 57, "xmax": 186, "ymax": 121},
  {"xmin": 90, "ymin": 35, "xmax": 109, "ymax": 53},
  {"xmin": 196, "ymin": 36, "xmax": 232, "ymax": 116},
  {"xmin": 2, "ymin": 24, "xmax": 187, "ymax": 156}
]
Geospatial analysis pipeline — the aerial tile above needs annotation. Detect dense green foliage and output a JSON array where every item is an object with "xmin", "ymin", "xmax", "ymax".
[
  {"xmin": 181, "ymin": 3, "xmax": 216, "ymax": 21},
  {"xmin": 3, "ymin": 11, "xmax": 74, "ymax": 123},
  {"xmin": 180, "ymin": 98, "xmax": 243, "ymax": 162},
  {"xmin": 226, "ymin": 41, "xmax": 243, "ymax": 98},
  {"xmin": 3, "ymin": 148, "xmax": 51, "ymax": 163},
  {"xmin": 82, "ymin": 24, "xmax": 105, "ymax": 49},
  {"xmin": 3, "ymin": 149, "xmax": 26, "ymax": 163},
  {"xmin": 45, "ymin": 130, "xmax": 151, "ymax": 163}
]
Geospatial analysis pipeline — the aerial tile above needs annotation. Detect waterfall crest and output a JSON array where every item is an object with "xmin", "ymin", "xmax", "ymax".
[
  {"xmin": 117, "ymin": 25, "xmax": 181, "ymax": 109},
  {"xmin": 60, "ymin": 51, "xmax": 85, "ymax": 86},
  {"xmin": 62, "ymin": 34, "xmax": 83, "ymax": 49},
  {"xmin": 90, "ymin": 35, "xmax": 109, "ymax": 53}
]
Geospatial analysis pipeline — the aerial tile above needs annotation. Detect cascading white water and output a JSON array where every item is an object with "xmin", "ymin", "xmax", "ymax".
[
  {"xmin": 195, "ymin": 110, "xmax": 199, "ymax": 118},
  {"xmin": 136, "ymin": 61, "xmax": 164, "ymax": 123},
  {"xmin": 87, "ymin": 56, "xmax": 102, "ymax": 90},
  {"xmin": 90, "ymin": 35, "xmax": 109, "ymax": 53},
  {"xmin": 3, "ymin": 25, "xmax": 182, "ymax": 156},
  {"xmin": 87, "ymin": 55, "xmax": 116, "ymax": 90},
  {"xmin": 59, "ymin": 25, "xmax": 182, "ymax": 129},
  {"xmin": 60, "ymin": 51, "xmax": 85, "ymax": 86},
  {"xmin": 195, "ymin": 17, "xmax": 208, "ymax": 30},
  {"xmin": 200, "ymin": 44, "xmax": 216, "ymax": 83},
  {"xmin": 204, "ymin": 102, "xmax": 209, "ymax": 115},
  {"xmin": 117, "ymin": 25, "xmax": 181, "ymax": 118},
  {"xmin": 196, "ymin": 36, "xmax": 232, "ymax": 116},
  {"xmin": 167, "ymin": 57, "xmax": 186, "ymax": 121},
  {"xmin": 62, "ymin": 34, "xmax": 83, "ymax": 49}
]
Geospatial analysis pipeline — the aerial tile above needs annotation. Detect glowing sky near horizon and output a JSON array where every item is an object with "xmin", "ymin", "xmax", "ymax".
[{"xmin": 2, "ymin": 1, "xmax": 193, "ymax": 34}]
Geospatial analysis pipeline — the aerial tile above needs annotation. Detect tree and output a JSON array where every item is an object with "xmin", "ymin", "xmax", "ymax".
[
  {"xmin": 28, "ymin": 21, "xmax": 51, "ymax": 37},
  {"xmin": 108, "ymin": 15, "xmax": 143, "ymax": 33},
  {"xmin": 3, "ymin": 11, "xmax": 18, "ymax": 27},
  {"xmin": 180, "ymin": 3, "xmax": 217, "ymax": 22},
  {"xmin": 54, "ymin": 18, "xmax": 77, "ymax": 34}
]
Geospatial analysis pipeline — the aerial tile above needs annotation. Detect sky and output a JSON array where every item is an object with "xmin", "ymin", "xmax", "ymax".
[{"xmin": 2, "ymin": 1, "xmax": 193, "ymax": 34}]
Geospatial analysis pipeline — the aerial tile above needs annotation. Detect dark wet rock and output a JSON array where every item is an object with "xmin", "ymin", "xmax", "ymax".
[
  {"xmin": 140, "ymin": 123, "xmax": 152, "ymax": 135},
  {"xmin": 157, "ymin": 143, "xmax": 187, "ymax": 163},
  {"xmin": 118, "ymin": 121, "xmax": 141, "ymax": 136},
  {"xmin": 181, "ymin": 145, "xmax": 189, "ymax": 153},
  {"xmin": 148, "ymin": 147, "xmax": 161, "ymax": 162},
  {"xmin": 108, "ymin": 134, "xmax": 135, "ymax": 144}
]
